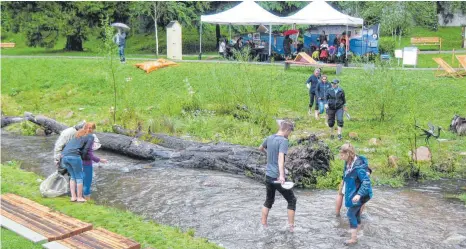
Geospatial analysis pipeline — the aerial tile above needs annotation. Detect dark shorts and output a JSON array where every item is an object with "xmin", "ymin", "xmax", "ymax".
[
  {"xmin": 327, "ymin": 108, "xmax": 344, "ymax": 127},
  {"xmin": 264, "ymin": 176, "xmax": 297, "ymax": 211}
]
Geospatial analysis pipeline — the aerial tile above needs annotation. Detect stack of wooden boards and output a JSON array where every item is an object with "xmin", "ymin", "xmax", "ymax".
[{"xmin": 0, "ymin": 193, "xmax": 142, "ymax": 249}]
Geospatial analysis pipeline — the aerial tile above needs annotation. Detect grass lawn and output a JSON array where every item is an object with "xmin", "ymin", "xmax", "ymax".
[
  {"xmin": 2, "ymin": 57, "xmax": 465, "ymax": 187},
  {"xmin": 394, "ymin": 27, "xmax": 465, "ymax": 51},
  {"xmin": 1, "ymin": 228, "xmax": 43, "ymax": 249},
  {"xmin": 0, "ymin": 162, "xmax": 221, "ymax": 249}
]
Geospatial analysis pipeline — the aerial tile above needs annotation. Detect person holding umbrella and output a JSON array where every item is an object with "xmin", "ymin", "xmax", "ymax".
[{"xmin": 111, "ymin": 23, "xmax": 130, "ymax": 63}]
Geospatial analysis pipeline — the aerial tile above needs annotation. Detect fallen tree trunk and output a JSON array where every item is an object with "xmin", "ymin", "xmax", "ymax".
[
  {"xmin": 11, "ymin": 112, "xmax": 331, "ymax": 185},
  {"xmin": 1, "ymin": 116, "xmax": 25, "ymax": 128}
]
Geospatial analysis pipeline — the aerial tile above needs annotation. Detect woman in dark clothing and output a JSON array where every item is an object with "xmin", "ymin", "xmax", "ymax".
[
  {"xmin": 339, "ymin": 143, "xmax": 373, "ymax": 245},
  {"xmin": 325, "ymin": 79, "xmax": 346, "ymax": 140},
  {"xmin": 283, "ymin": 35, "xmax": 293, "ymax": 59},
  {"xmin": 316, "ymin": 75, "xmax": 332, "ymax": 120},
  {"xmin": 61, "ymin": 122, "xmax": 96, "ymax": 202}
]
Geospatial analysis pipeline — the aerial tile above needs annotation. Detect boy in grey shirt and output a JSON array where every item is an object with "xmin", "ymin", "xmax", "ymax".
[{"xmin": 259, "ymin": 120, "xmax": 297, "ymax": 232}]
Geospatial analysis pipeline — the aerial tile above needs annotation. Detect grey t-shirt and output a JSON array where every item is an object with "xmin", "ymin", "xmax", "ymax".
[{"xmin": 262, "ymin": 134, "xmax": 289, "ymax": 178}]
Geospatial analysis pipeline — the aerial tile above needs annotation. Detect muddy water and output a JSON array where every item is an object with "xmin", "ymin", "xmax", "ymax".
[{"xmin": 2, "ymin": 132, "xmax": 466, "ymax": 249}]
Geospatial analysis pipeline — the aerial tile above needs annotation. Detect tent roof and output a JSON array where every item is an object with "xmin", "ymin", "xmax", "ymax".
[
  {"xmin": 201, "ymin": 1, "xmax": 284, "ymax": 25},
  {"xmin": 283, "ymin": 1, "xmax": 363, "ymax": 26}
]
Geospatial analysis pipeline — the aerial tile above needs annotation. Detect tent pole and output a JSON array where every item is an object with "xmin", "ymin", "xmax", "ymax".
[
  {"xmin": 345, "ymin": 24, "xmax": 348, "ymax": 61},
  {"xmin": 269, "ymin": 25, "xmax": 272, "ymax": 59},
  {"xmin": 199, "ymin": 22, "xmax": 202, "ymax": 59}
]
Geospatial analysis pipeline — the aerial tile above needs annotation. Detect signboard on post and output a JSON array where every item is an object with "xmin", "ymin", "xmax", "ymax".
[{"xmin": 402, "ymin": 47, "xmax": 418, "ymax": 68}]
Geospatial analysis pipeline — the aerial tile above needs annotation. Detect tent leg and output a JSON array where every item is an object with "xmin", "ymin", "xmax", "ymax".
[
  {"xmin": 269, "ymin": 25, "xmax": 272, "ymax": 61},
  {"xmin": 199, "ymin": 22, "xmax": 203, "ymax": 60}
]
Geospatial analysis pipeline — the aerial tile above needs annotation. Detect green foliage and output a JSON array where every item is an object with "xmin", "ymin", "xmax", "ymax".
[
  {"xmin": 316, "ymin": 160, "xmax": 344, "ymax": 189},
  {"xmin": 0, "ymin": 163, "xmax": 221, "ymax": 249}
]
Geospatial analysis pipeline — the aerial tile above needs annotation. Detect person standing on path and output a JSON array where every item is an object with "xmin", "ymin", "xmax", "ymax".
[
  {"xmin": 306, "ymin": 68, "xmax": 321, "ymax": 119},
  {"xmin": 113, "ymin": 28, "xmax": 127, "ymax": 63},
  {"xmin": 61, "ymin": 122, "xmax": 96, "ymax": 202},
  {"xmin": 259, "ymin": 120, "xmax": 297, "ymax": 232},
  {"xmin": 82, "ymin": 134, "xmax": 108, "ymax": 201},
  {"xmin": 325, "ymin": 79, "xmax": 346, "ymax": 140},
  {"xmin": 338, "ymin": 143, "xmax": 373, "ymax": 245}
]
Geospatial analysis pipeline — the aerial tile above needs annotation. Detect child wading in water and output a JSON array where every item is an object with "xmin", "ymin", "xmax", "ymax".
[
  {"xmin": 83, "ymin": 134, "xmax": 108, "ymax": 200},
  {"xmin": 339, "ymin": 143, "xmax": 373, "ymax": 245}
]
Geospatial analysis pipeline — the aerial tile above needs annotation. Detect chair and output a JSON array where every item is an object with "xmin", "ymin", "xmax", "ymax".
[
  {"xmin": 432, "ymin": 57, "xmax": 465, "ymax": 78},
  {"xmin": 455, "ymin": 55, "xmax": 466, "ymax": 75}
]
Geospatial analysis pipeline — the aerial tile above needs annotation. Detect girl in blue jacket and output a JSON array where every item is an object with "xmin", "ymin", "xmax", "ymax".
[{"xmin": 339, "ymin": 143, "xmax": 373, "ymax": 245}]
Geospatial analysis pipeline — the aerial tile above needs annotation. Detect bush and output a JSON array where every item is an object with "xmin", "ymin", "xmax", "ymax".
[{"xmin": 379, "ymin": 37, "xmax": 395, "ymax": 55}]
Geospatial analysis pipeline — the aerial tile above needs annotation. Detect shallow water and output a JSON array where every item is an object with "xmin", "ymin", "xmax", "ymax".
[{"xmin": 2, "ymin": 132, "xmax": 466, "ymax": 249}]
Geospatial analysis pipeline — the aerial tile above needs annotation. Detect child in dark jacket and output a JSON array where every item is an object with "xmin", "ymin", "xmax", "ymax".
[
  {"xmin": 82, "ymin": 135, "xmax": 107, "ymax": 200},
  {"xmin": 339, "ymin": 143, "xmax": 373, "ymax": 245}
]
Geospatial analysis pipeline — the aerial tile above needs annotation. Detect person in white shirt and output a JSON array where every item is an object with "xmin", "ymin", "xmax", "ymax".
[{"xmin": 219, "ymin": 38, "xmax": 226, "ymax": 58}]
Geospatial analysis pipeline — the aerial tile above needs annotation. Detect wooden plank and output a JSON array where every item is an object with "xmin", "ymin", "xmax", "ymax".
[
  {"xmin": 0, "ymin": 194, "xmax": 92, "ymax": 241},
  {"xmin": 52, "ymin": 229, "xmax": 141, "ymax": 249},
  {"xmin": 1, "ymin": 215, "xmax": 48, "ymax": 244},
  {"xmin": 0, "ymin": 42, "xmax": 16, "ymax": 48}
]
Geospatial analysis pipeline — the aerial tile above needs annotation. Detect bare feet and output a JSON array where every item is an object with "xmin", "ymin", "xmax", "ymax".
[
  {"xmin": 76, "ymin": 198, "xmax": 87, "ymax": 203},
  {"xmin": 289, "ymin": 224, "xmax": 295, "ymax": 233},
  {"xmin": 70, "ymin": 198, "xmax": 77, "ymax": 202},
  {"xmin": 344, "ymin": 239, "xmax": 357, "ymax": 245}
]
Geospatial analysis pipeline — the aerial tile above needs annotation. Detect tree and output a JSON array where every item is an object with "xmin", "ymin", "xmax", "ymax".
[
  {"xmin": 129, "ymin": 1, "xmax": 210, "ymax": 56},
  {"xmin": 1, "ymin": 2, "xmax": 130, "ymax": 51}
]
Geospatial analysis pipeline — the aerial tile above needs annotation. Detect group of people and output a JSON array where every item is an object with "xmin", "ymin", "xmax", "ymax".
[
  {"xmin": 307, "ymin": 68, "xmax": 347, "ymax": 140},
  {"xmin": 219, "ymin": 37, "xmax": 269, "ymax": 61},
  {"xmin": 53, "ymin": 122, "xmax": 107, "ymax": 202},
  {"xmin": 311, "ymin": 31, "xmax": 347, "ymax": 63},
  {"xmin": 259, "ymin": 120, "xmax": 373, "ymax": 245}
]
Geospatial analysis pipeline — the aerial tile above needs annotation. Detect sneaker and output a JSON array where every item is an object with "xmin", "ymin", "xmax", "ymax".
[
  {"xmin": 308, "ymin": 109, "xmax": 312, "ymax": 115},
  {"xmin": 338, "ymin": 134, "xmax": 342, "ymax": 140}
]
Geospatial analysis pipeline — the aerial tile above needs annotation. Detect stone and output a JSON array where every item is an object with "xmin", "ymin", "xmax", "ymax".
[
  {"xmin": 78, "ymin": 107, "xmax": 85, "ymax": 111},
  {"xmin": 459, "ymin": 152, "xmax": 466, "ymax": 156},
  {"xmin": 443, "ymin": 234, "xmax": 466, "ymax": 245},
  {"xmin": 348, "ymin": 132, "xmax": 358, "ymax": 139},
  {"xmin": 368, "ymin": 138, "xmax": 378, "ymax": 146},
  {"xmin": 388, "ymin": 155, "xmax": 399, "ymax": 168},
  {"xmin": 413, "ymin": 146, "xmax": 432, "ymax": 161},
  {"xmin": 64, "ymin": 111, "xmax": 74, "ymax": 119},
  {"xmin": 143, "ymin": 165, "xmax": 153, "ymax": 169},
  {"xmin": 35, "ymin": 128, "xmax": 46, "ymax": 136},
  {"xmin": 99, "ymin": 119, "xmax": 109, "ymax": 126}
]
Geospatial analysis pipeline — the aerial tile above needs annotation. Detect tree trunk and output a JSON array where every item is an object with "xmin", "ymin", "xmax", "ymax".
[
  {"xmin": 1, "ymin": 116, "xmax": 25, "ymax": 128},
  {"xmin": 65, "ymin": 35, "xmax": 83, "ymax": 51},
  {"xmin": 12, "ymin": 113, "xmax": 332, "ymax": 187},
  {"xmin": 215, "ymin": 24, "xmax": 221, "ymax": 50},
  {"xmin": 153, "ymin": 2, "xmax": 159, "ymax": 57}
]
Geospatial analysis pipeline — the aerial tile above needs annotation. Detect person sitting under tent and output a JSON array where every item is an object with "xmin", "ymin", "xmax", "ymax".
[
  {"xmin": 337, "ymin": 42, "xmax": 346, "ymax": 63},
  {"xmin": 328, "ymin": 45, "xmax": 336, "ymax": 63},
  {"xmin": 312, "ymin": 49, "xmax": 320, "ymax": 61},
  {"xmin": 320, "ymin": 48, "xmax": 329, "ymax": 63}
]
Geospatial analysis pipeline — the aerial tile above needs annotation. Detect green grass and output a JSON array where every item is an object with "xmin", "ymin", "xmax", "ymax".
[
  {"xmin": 1, "ymin": 58, "xmax": 465, "ymax": 188},
  {"xmin": 1, "ymin": 228, "xmax": 43, "ymax": 249},
  {"xmin": 394, "ymin": 27, "xmax": 464, "ymax": 51},
  {"xmin": 0, "ymin": 162, "xmax": 221, "ymax": 249},
  {"xmin": 459, "ymin": 193, "xmax": 466, "ymax": 204}
]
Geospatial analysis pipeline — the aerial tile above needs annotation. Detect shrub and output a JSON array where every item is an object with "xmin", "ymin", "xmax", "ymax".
[{"xmin": 379, "ymin": 37, "xmax": 395, "ymax": 55}]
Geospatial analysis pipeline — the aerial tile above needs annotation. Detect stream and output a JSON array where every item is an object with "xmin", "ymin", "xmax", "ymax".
[{"xmin": 2, "ymin": 132, "xmax": 466, "ymax": 249}]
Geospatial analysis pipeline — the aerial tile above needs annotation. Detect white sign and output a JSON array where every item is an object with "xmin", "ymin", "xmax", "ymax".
[
  {"xmin": 395, "ymin": 49, "xmax": 403, "ymax": 59},
  {"xmin": 403, "ymin": 47, "xmax": 418, "ymax": 67}
]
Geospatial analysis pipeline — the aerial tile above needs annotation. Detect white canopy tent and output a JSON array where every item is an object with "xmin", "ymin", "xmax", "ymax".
[
  {"xmin": 200, "ymin": 1, "xmax": 285, "ymax": 57},
  {"xmin": 282, "ymin": 0, "xmax": 363, "ymax": 26},
  {"xmin": 282, "ymin": 0, "xmax": 364, "ymax": 60}
]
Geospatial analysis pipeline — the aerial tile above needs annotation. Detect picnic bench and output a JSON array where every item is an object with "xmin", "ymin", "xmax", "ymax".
[
  {"xmin": 43, "ymin": 228, "xmax": 141, "ymax": 249},
  {"xmin": 285, "ymin": 52, "xmax": 343, "ymax": 75},
  {"xmin": 0, "ymin": 194, "xmax": 93, "ymax": 242},
  {"xmin": 0, "ymin": 42, "xmax": 16, "ymax": 48},
  {"xmin": 411, "ymin": 37, "xmax": 442, "ymax": 52}
]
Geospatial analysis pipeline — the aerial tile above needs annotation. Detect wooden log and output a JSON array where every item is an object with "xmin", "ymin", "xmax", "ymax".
[{"xmin": 1, "ymin": 116, "xmax": 25, "ymax": 128}]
